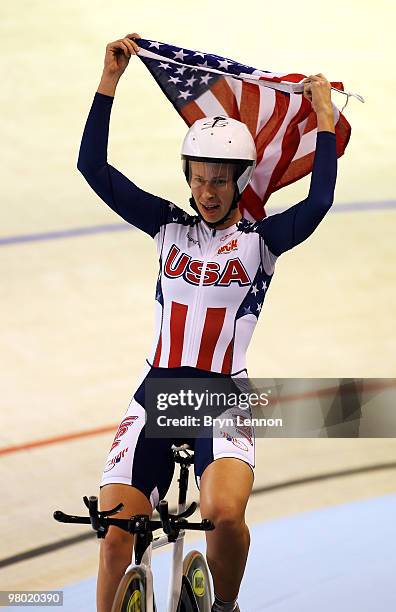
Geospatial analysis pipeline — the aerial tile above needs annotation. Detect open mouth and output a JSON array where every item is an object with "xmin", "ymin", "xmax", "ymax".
[{"xmin": 202, "ymin": 204, "xmax": 220, "ymax": 212}]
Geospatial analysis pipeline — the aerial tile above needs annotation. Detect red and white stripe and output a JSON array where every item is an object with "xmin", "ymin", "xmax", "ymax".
[
  {"xmin": 180, "ymin": 75, "xmax": 350, "ymax": 221},
  {"xmin": 151, "ymin": 301, "xmax": 237, "ymax": 374},
  {"xmin": 138, "ymin": 47, "xmax": 351, "ymax": 221}
]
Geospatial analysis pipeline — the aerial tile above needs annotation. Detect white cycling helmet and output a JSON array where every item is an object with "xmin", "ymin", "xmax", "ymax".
[{"xmin": 181, "ymin": 116, "xmax": 257, "ymax": 195}]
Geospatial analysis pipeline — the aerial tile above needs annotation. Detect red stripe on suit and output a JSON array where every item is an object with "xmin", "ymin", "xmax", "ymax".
[
  {"xmin": 153, "ymin": 332, "xmax": 162, "ymax": 367},
  {"xmin": 221, "ymin": 339, "xmax": 234, "ymax": 375},
  {"xmin": 168, "ymin": 302, "xmax": 188, "ymax": 367},
  {"xmin": 196, "ymin": 307, "xmax": 226, "ymax": 371}
]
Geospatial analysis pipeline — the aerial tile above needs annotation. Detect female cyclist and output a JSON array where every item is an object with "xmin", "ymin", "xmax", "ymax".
[{"xmin": 77, "ymin": 33, "xmax": 337, "ymax": 612}]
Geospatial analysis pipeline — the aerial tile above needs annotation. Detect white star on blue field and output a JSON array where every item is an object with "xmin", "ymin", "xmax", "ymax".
[{"xmin": 137, "ymin": 38, "xmax": 270, "ymax": 111}]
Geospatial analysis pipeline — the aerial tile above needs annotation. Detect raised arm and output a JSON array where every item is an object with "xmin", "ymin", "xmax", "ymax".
[
  {"xmin": 77, "ymin": 34, "xmax": 170, "ymax": 238},
  {"xmin": 255, "ymin": 74, "xmax": 338, "ymax": 256}
]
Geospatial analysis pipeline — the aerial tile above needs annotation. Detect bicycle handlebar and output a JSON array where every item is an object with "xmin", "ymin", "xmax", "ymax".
[
  {"xmin": 53, "ymin": 496, "xmax": 214, "ymax": 539},
  {"xmin": 158, "ymin": 500, "xmax": 172, "ymax": 535}
]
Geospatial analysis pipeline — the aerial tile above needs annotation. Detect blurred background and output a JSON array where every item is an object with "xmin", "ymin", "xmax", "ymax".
[{"xmin": 1, "ymin": 1, "xmax": 395, "ymax": 610}]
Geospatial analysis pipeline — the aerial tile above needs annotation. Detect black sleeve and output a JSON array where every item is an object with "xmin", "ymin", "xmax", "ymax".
[
  {"xmin": 255, "ymin": 131, "xmax": 338, "ymax": 256},
  {"xmin": 77, "ymin": 92, "xmax": 170, "ymax": 238}
]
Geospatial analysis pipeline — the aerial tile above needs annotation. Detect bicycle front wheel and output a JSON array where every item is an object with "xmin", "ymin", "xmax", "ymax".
[
  {"xmin": 183, "ymin": 550, "xmax": 213, "ymax": 612},
  {"xmin": 111, "ymin": 565, "xmax": 152, "ymax": 612}
]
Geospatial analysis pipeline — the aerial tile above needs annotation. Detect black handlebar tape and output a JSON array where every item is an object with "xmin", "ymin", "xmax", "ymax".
[
  {"xmin": 181, "ymin": 520, "xmax": 215, "ymax": 531},
  {"xmin": 174, "ymin": 501, "xmax": 197, "ymax": 520},
  {"xmin": 88, "ymin": 496, "xmax": 98, "ymax": 514},
  {"xmin": 53, "ymin": 511, "xmax": 91, "ymax": 524},
  {"xmin": 158, "ymin": 500, "xmax": 172, "ymax": 535},
  {"xmin": 201, "ymin": 519, "xmax": 215, "ymax": 530}
]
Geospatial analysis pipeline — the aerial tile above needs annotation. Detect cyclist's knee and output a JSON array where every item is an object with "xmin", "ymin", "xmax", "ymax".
[
  {"xmin": 99, "ymin": 483, "xmax": 152, "ymax": 573},
  {"xmin": 101, "ymin": 528, "xmax": 133, "ymax": 573},
  {"xmin": 202, "ymin": 500, "xmax": 245, "ymax": 532},
  {"xmin": 100, "ymin": 483, "xmax": 153, "ymax": 516}
]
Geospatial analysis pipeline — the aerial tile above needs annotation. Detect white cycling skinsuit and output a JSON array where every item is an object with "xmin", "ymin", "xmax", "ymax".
[{"xmin": 77, "ymin": 92, "xmax": 337, "ymax": 507}]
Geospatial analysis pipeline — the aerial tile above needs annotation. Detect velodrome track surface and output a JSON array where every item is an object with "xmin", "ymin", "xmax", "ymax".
[
  {"xmin": 16, "ymin": 494, "xmax": 396, "ymax": 611},
  {"xmin": 1, "ymin": 203, "xmax": 396, "ymax": 610},
  {"xmin": 1, "ymin": 1, "xmax": 395, "ymax": 609}
]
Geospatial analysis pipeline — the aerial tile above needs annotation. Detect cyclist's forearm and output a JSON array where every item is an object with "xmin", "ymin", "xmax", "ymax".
[
  {"xmin": 316, "ymin": 109, "xmax": 335, "ymax": 133},
  {"xmin": 306, "ymin": 130, "xmax": 337, "ymax": 206},
  {"xmin": 255, "ymin": 131, "xmax": 337, "ymax": 255},
  {"xmin": 77, "ymin": 92, "xmax": 113, "ymax": 177},
  {"xmin": 97, "ymin": 72, "xmax": 120, "ymax": 97}
]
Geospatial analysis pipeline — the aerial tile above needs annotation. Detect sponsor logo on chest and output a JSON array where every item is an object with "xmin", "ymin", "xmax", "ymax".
[{"xmin": 217, "ymin": 238, "xmax": 238, "ymax": 255}]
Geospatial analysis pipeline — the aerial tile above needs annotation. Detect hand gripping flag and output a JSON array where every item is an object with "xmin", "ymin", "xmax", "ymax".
[{"xmin": 135, "ymin": 38, "xmax": 362, "ymax": 220}]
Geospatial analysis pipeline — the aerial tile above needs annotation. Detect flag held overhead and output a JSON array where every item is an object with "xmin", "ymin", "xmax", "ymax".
[{"xmin": 136, "ymin": 38, "xmax": 354, "ymax": 220}]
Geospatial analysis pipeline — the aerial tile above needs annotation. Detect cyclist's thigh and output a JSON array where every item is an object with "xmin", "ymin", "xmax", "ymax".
[
  {"xmin": 193, "ymin": 404, "xmax": 255, "ymax": 491},
  {"xmin": 199, "ymin": 457, "xmax": 254, "ymax": 519},
  {"xmin": 100, "ymin": 396, "xmax": 176, "ymax": 510}
]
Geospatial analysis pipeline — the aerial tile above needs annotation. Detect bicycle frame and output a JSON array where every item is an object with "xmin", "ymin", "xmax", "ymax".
[
  {"xmin": 125, "ymin": 508, "xmax": 185, "ymax": 612},
  {"xmin": 54, "ymin": 444, "xmax": 213, "ymax": 612},
  {"xmin": 123, "ymin": 444, "xmax": 193, "ymax": 612},
  {"xmin": 126, "ymin": 497, "xmax": 188, "ymax": 612}
]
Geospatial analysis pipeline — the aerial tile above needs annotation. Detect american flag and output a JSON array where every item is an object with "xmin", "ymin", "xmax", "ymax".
[{"xmin": 135, "ymin": 38, "xmax": 352, "ymax": 221}]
